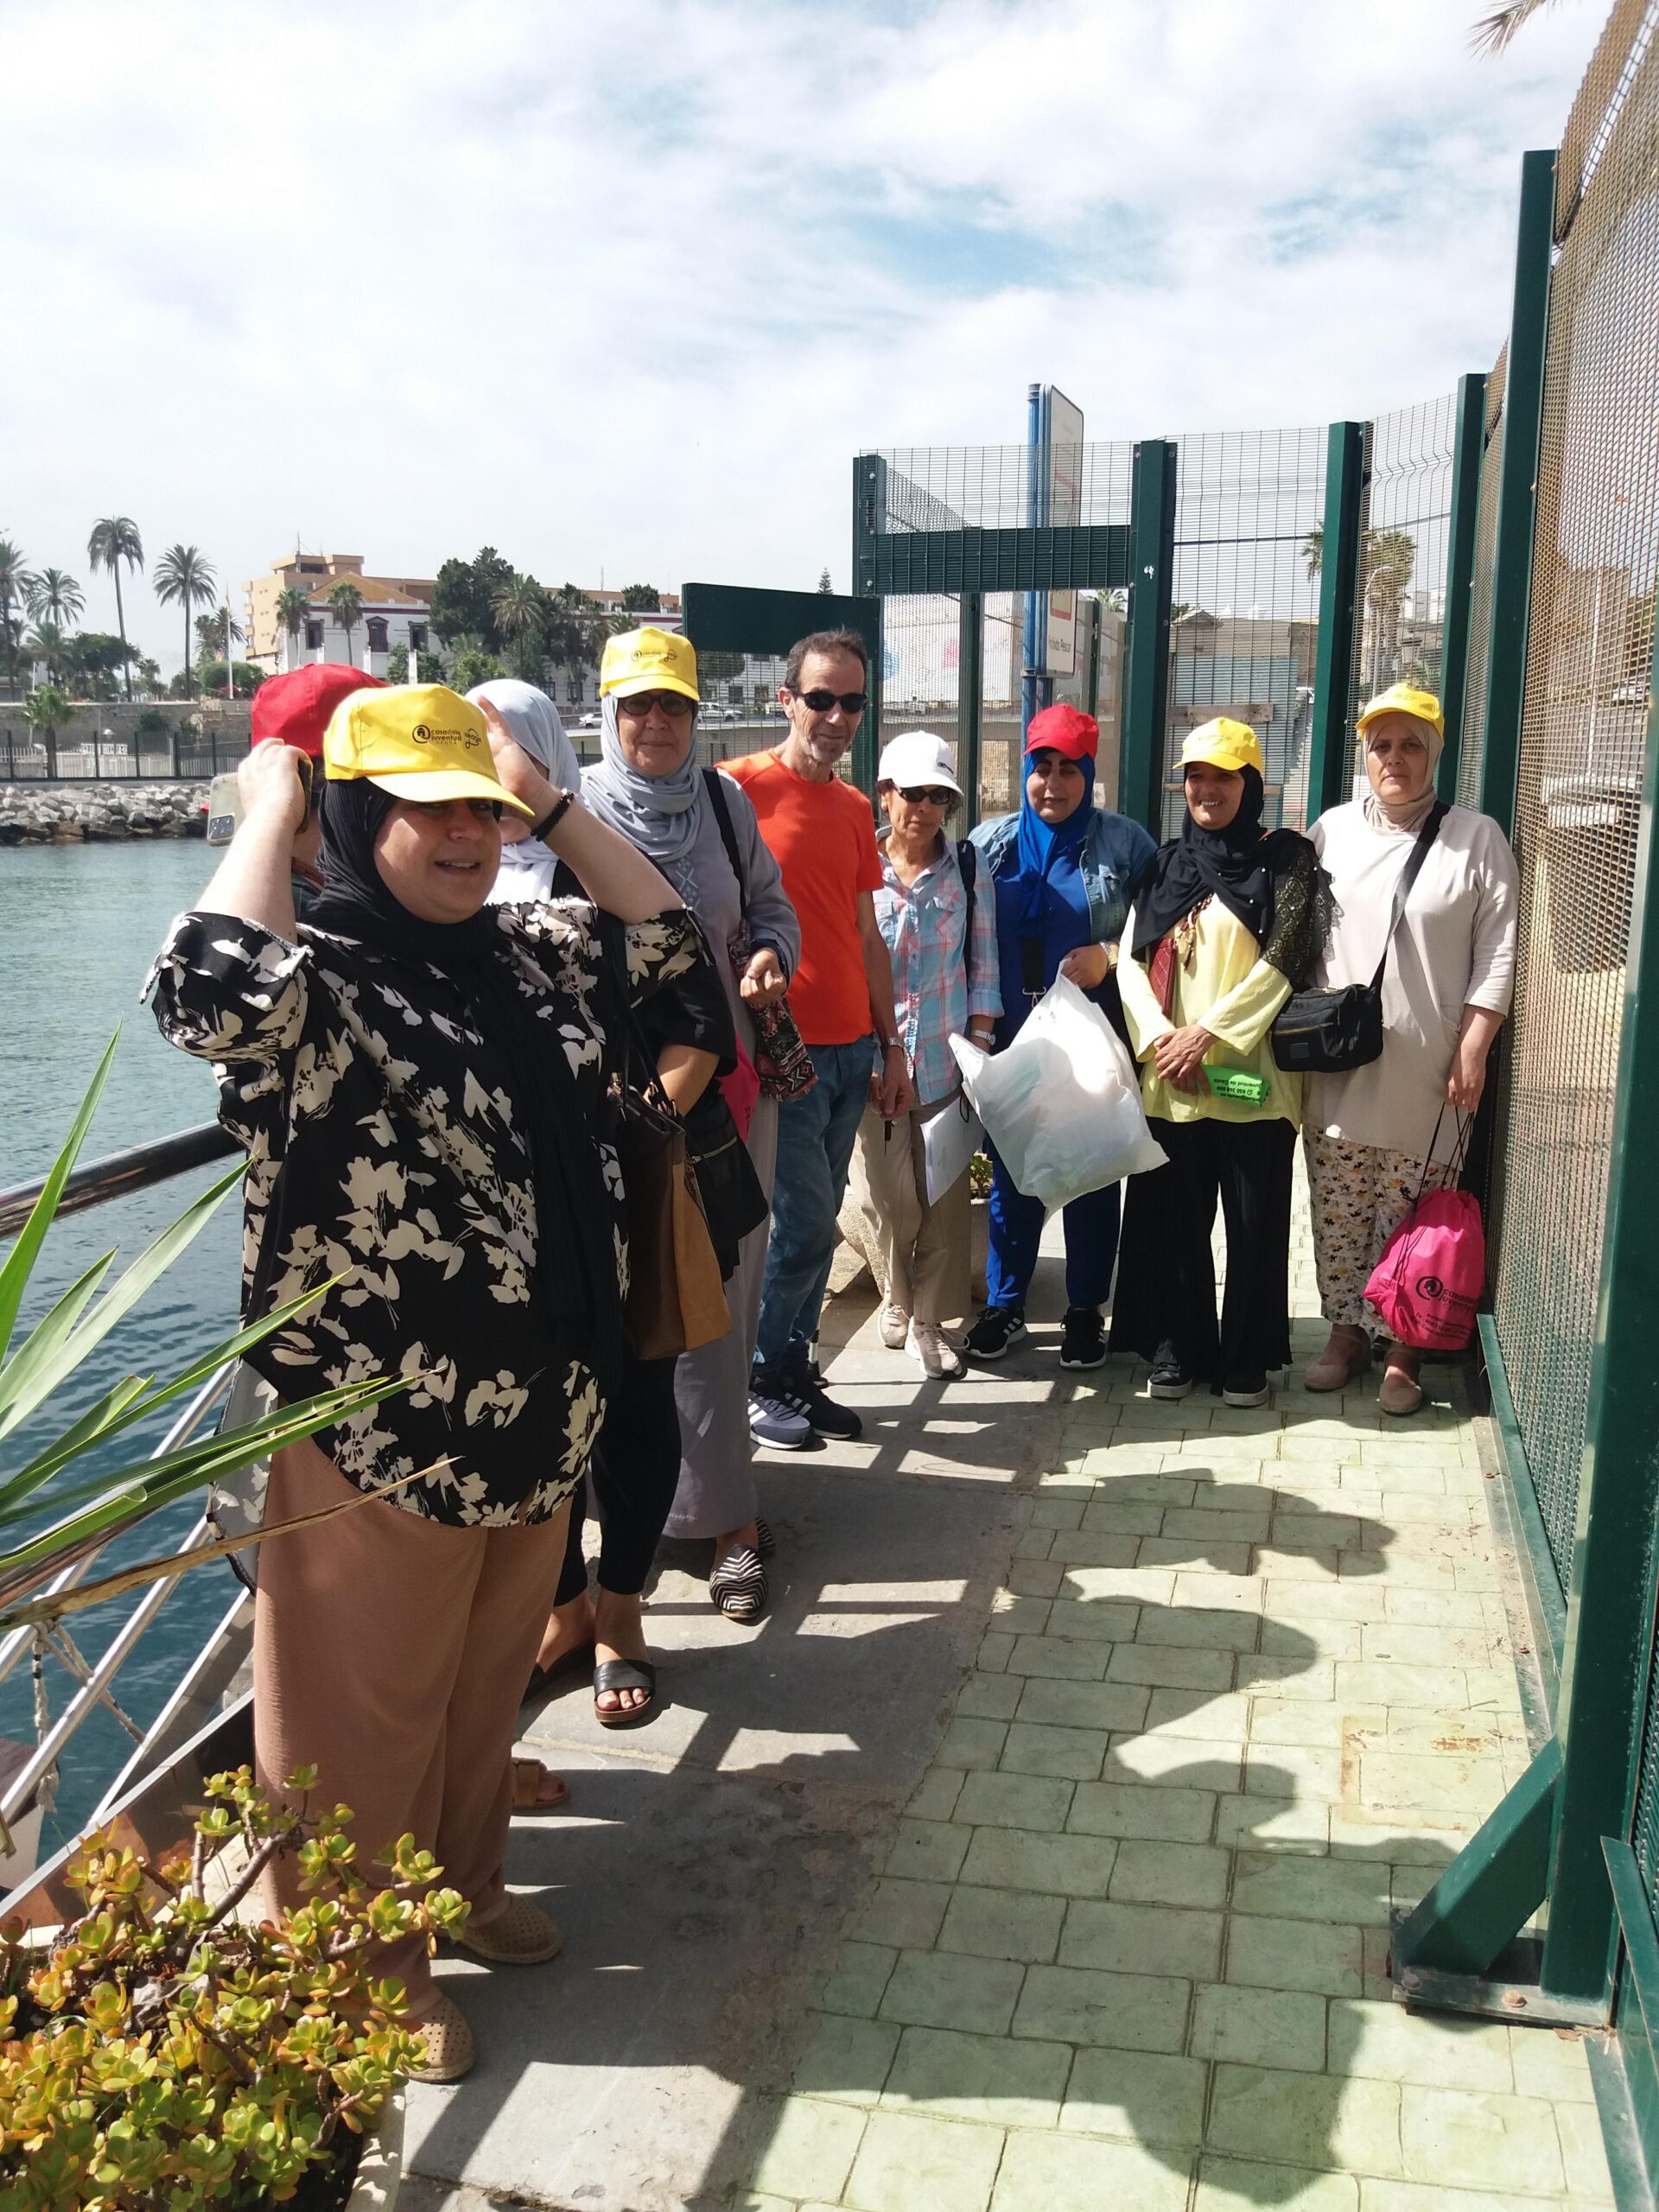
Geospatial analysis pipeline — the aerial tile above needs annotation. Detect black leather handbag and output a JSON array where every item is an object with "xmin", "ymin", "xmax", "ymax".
[{"xmin": 1272, "ymin": 803, "xmax": 1446, "ymax": 1074}]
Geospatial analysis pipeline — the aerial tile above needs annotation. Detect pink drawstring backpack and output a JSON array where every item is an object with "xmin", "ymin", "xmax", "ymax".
[
  {"xmin": 1363, "ymin": 1111, "xmax": 1484, "ymax": 1351},
  {"xmin": 719, "ymin": 1041, "xmax": 761, "ymax": 1141}
]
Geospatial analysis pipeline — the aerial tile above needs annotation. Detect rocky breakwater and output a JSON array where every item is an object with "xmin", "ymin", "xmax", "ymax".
[{"xmin": 0, "ymin": 783, "xmax": 208, "ymax": 845}]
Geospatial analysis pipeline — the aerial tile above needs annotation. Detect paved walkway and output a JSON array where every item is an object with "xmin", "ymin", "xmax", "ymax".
[{"xmin": 402, "ymin": 1205, "xmax": 1615, "ymax": 2212}]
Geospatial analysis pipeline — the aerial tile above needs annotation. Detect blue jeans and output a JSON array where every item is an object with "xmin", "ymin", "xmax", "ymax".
[
  {"xmin": 754, "ymin": 1037, "xmax": 876, "ymax": 1370},
  {"xmin": 985, "ymin": 1142, "xmax": 1121, "ymax": 1313}
]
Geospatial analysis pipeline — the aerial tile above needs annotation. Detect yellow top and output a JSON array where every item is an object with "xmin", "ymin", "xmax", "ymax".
[{"xmin": 1118, "ymin": 896, "xmax": 1302, "ymax": 1127}]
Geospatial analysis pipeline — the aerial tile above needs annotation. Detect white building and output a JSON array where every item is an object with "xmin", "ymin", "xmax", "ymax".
[{"xmin": 244, "ymin": 553, "xmax": 435, "ymax": 679}]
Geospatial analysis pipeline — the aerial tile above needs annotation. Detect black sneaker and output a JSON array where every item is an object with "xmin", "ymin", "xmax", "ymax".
[
  {"xmin": 772, "ymin": 1360, "xmax": 862, "ymax": 1441},
  {"xmin": 1222, "ymin": 1372, "xmax": 1269, "ymax": 1408},
  {"xmin": 963, "ymin": 1306, "xmax": 1027, "ymax": 1362},
  {"xmin": 1147, "ymin": 1360, "xmax": 1194, "ymax": 1400},
  {"xmin": 1059, "ymin": 1306, "xmax": 1108, "ymax": 1370}
]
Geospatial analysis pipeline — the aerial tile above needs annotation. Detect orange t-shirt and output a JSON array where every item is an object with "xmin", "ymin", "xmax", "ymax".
[{"xmin": 722, "ymin": 751, "xmax": 884, "ymax": 1046}]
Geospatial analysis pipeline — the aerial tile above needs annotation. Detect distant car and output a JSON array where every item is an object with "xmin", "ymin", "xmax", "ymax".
[{"xmin": 575, "ymin": 711, "xmax": 601, "ymax": 731}]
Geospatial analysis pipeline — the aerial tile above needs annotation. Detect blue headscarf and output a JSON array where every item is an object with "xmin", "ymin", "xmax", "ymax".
[{"xmin": 1013, "ymin": 747, "xmax": 1095, "ymax": 936}]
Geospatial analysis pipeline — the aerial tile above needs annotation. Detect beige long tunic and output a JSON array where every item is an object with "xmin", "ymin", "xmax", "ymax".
[{"xmin": 1303, "ymin": 800, "xmax": 1518, "ymax": 1165}]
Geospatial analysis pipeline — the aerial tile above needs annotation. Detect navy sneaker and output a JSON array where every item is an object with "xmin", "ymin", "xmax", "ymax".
[
  {"xmin": 1058, "ymin": 1306, "xmax": 1108, "ymax": 1370},
  {"xmin": 747, "ymin": 1373, "xmax": 811, "ymax": 1450},
  {"xmin": 777, "ymin": 1359, "xmax": 862, "ymax": 1440},
  {"xmin": 963, "ymin": 1306, "xmax": 1027, "ymax": 1362}
]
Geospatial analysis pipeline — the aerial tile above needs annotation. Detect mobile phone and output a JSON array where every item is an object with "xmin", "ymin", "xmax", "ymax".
[{"xmin": 207, "ymin": 753, "xmax": 313, "ymax": 845}]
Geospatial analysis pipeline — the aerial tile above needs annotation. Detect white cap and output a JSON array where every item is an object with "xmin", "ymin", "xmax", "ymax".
[{"xmin": 877, "ymin": 728, "xmax": 963, "ymax": 799}]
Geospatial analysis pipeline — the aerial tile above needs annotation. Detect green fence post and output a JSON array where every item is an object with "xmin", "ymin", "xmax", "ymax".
[
  {"xmin": 1305, "ymin": 421, "xmax": 1367, "ymax": 823},
  {"xmin": 1536, "ymin": 613, "xmax": 1659, "ymax": 2012},
  {"xmin": 1478, "ymin": 149, "xmax": 1555, "ymax": 840},
  {"xmin": 1121, "ymin": 438, "xmax": 1176, "ymax": 836},
  {"xmin": 852, "ymin": 454, "xmax": 887, "ymax": 798},
  {"xmin": 958, "ymin": 591, "xmax": 983, "ymax": 832},
  {"xmin": 1438, "ymin": 372, "xmax": 1488, "ymax": 801}
]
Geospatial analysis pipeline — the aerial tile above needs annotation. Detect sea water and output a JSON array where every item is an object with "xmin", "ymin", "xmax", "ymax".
[{"xmin": 0, "ymin": 840, "xmax": 243, "ymax": 1847}]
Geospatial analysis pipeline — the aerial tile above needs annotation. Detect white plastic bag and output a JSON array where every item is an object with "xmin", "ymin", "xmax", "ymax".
[{"xmin": 949, "ymin": 976, "xmax": 1166, "ymax": 1209}]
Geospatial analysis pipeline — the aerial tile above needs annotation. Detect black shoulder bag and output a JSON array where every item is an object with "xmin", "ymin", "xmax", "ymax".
[{"xmin": 1271, "ymin": 802, "xmax": 1446, "ymax": 1074}]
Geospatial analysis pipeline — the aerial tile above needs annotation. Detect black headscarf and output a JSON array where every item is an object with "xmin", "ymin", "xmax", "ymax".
[
  {"xmin": 1130, "ymin": 766, "xmax": 1330, "ymax": 988},
  {"xmin": 308, "ymin": 779, "xmax": 623, "ymax": 1402}
]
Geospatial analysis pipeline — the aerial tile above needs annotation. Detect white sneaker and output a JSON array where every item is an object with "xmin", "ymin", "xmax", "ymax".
[
  {"xmin": 879, "ymin": 1302, "xmax": 911, "ymax": 1350},
  {"xmin": 909, "ymin": 1321, "xmax": 965, "ymax": 1379}
]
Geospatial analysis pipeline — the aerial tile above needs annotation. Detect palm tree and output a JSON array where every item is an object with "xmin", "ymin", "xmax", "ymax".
[
  {"xmin": 24, "ymin": 683, "xmax": 73, "ymax": 776},
  {"xmin": 1362, "ymin": 530, "xmax": 1416, "ymax": 690},
  {"xmin": 86, "ymin": 518, "xmax": 144, "ymax": 700},
  {"xmin": 327, "ymin": 581, "xmax": 365, "ymax": 667},
  {"xmin": 27, "ymin": 569, "xmax": 85, "ymax": 631},
  {"xmin": 154, "ymin": 545, "xmax": 218, "ymax": 698},
  {"xmin": 491, "ymin": 572, "xmax": 549, "ymax": 681},
  {"xmin": 0, "ymin": 539, "xmax": 34, "ymax": 702},
  {"xmin": 1302, "ymin": 525, "xmax": 1324, "ymax": 583},
  {"xmin": 1471, "ymin": 0, "xmax": 1576, "ymax": 54},
  {"xmin": 276, "ymin": 584, "xmax": 309, "ymax": 669},
  {"xmin": 25, "ymin": 624, "xmax": 67, "ymax": 685}
]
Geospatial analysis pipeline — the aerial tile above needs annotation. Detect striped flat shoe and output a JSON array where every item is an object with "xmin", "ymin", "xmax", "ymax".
[
  {"xmin": 709, "ymin": 1543, "xmax": 768, "ymax": 1624},
  {"xmin": 754, "ymin": 1516, "xmax": 776, "ymax": 1559}
]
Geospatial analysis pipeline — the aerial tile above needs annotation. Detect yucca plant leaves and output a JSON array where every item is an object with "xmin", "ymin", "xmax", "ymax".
[{"xmin": 0, "ymin": 1033, "xmax": 117, "ymax": 1369}]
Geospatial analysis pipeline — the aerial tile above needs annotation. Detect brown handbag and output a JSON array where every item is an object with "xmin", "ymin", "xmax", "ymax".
[{"xmin": 602, "ymin": 923, "xmax": 732, "ymax": 1363}]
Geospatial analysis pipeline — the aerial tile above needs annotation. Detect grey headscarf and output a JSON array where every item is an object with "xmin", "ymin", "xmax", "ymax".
[
  {"xmin": 467, "ymin": 679, "xmax": 582, "ymax": 899},
  {"xmin": 581, "ymin": 693, "xmax": 704, "ymax": 874}
]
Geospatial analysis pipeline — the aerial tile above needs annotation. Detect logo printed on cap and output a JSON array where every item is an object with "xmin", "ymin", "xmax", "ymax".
[{"xmin": 410, "ymin": 721, "xmax": 480, "ymax": 751}]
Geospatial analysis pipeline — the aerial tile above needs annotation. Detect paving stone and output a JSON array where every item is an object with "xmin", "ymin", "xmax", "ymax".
[
  {"xmin": 1080, "ymin": 1499, "xmax": 1168, "ymax": 1537},
  {"xmin": 1398, "ymin": 2084, "xmax": 1565, "ymax": 2195},
  {"xmin": 1059, "ymin": 1897, "xmax": 1224, "ymax": 1980},
  {"xmin": 1136, "ymin": 1605, "xmax": 1262, "ymax": 1652},
  {"xmin": 1554, "ymin": 2096, "xmax": 1616, "ymax": 2196},
  {"xmin": 853, "ymin": 1879, "xmax": 953, "ymax": 1949},
  {"xmin": 1143, "ymin": 1688, "xmax": 1254, "ymax": 1742},
  {"xmin": 938, "ymin": 1885, "xmax": 1067, "ymax": 1966},
  {"xmin": 883, "ymin": 2024, "xmax": 1072, "ymax": 2130},
  {"xmin": 886, "ymin": 1816, "xmax": 971, "ymax": 1883},
  {"xmin": 747, "ymin": 2095, "xmax": 868, "ymax": 2202},
  {"xmin": 1231, "ymin": 1852, "xmax": 1394, "ymax": 1927},
  {"xmin": 938, "ymin": 1717, "xmax": 1010, "ymax": 1771},
  {"xmin": 1357, "ymin": 1751, "xmax": 1506, "ymax": 1818},
  {"xmin": 960, "ymin": 1825, "xmax": 1121, "ymax": 1900},
  {"xmin": 1039, "ymin": 1594, "xmax": 1139, "ymax": 1643},
  {"xmin": 822, "ymin": 1941, "xmax": 899, "ymax": 2018},
  {"xmin": 1110, "ymin": 1838, "xmax": 1232, "ymax": 1908},
  {"xmin": 1244, "ymin": 1741, "xmax": 1343, "ymax": 1800},
  {"xmin": 1006, "ymin": 1633, "xmax": 1110, "ymax": 1681},
  {"xmin": 1225, "ymin": 1915, "xmax": 1364, "ymax": 1998},
  {"xmin": 1329, "ymin": 1999, "xmax": 1512, "ymax": 2092},
  {"xmin": 989, "ymin": 1592, "xmax": 1055, "ymax": 1635},
  {"xmin": 958, "ymin": 1671, "xmax": 1028, "ymax": 1721},
  {"xmin": 1007, "ymin": 1559, "xmax": 1067, "ymax": 1598},
  {"xmin": 1047, "ymin": 1530, "xmax": 1144, "ymax": 1568},
  {"xmin": 1206, "ymin": 2064, "xmax": 1403, "ymax": 2177},
  {"xmin": 1013, "ymin": 1961, "xmax": 1192, "ymax": 2051},
  {"xmin": 1173, "ymin": 1572, "xmax": 1267, "ymax": 1615},
  {"xmin": 953, "ymin": 1769, "xmax": 1077, "ymax": 1833},
  {"xmin": 1056, "ymin": 1563, "xmax": 1178, "ymax": 1605},
  {"xmin": 1161, "ymin": 1503, "xmax": 1275, "ymax": 1545},
  {"xmin": 1335, "ymin": 1661, "xmax": 1471, "ymax": 1708},
  {"xmin": 792, "ymin": 2012, "xmax": 902, "ymax": 2104},
  {"xmin": 1507, "ymin": 2026, "xmax": 1599, "ymax": 2103},
  {"xmin": 1014, "ymin": 1676, "xmax": 1152, "ymax": 1731},
  {"xmin": 1031, "ymin": 1498, "xmax": 1087, "ymax": 1531},
  {"xmin": 1069, "ymin": 1779, "xmax": 1217, "ymax": 1843},
  {"xmin": 1140, "ymin": 1534, "xmax": 1256, "ymax": 1576},
  {"xmin": 1013, "ymin": 1527, "xmax": 1056, "ymax": 1560},
  {"xmin": 1192, "ymin": 1983, "xmax": 1327, "ymax": 2071},
  {"xmin": 1195, "ymin": 2158, "xmax": 1358, "ymax": 2208},
  {"xmin": 846, "ymin": 2107, "xmax": 1006, "ymax": 2212},
  {"xmin": 979, "ymin": 1630, "xmax": 1016, "ymax": 1671},
  {"xmin": 1061, "ymin": 2046, "xmax": 1208, "ymax": 2145},
  {"xmin": 1249, "ymin": 1700, "xmax": 1385, "ymax": 1748},
  {"xmin": 989, "ymin": 2126, "xmax": 1192, "ymax": 2211},
  {"xmin": 1355, "ymin": 2183, "xmax": 1570, "ymax": 2212},
  {"xmin": 879, "ymin": 1948, "xmax": 1027, "ymax": 2037},
  {"xmin": 1105, "ymin": 1733, "xmax": 1245, "ymax": 1787},
  {"xmin": 909, "ymin": 1767, "xmax": 966, "ymax": 1821},
  {"xmin": 1109, "ymin": 1643, "xmax": 1236, "ymax": 1691},
  {"xmin": 1215, "ymin": 1794, "xmax": 1331, "ymax": 1853},
  {"xmin": 1000, "ymin": 1721, "xmax": 1110, "ymax": 1781}
]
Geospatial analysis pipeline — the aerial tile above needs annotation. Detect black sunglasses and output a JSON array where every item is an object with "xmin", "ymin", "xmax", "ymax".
[
  {"xmin": 617, "ymin": 690, "xmax": 696, "ymax": 718},
  {"xmin": 792, "ymin": 688, "xmax": 869, "ymax": 715},
  {"xmin": 897, "ymin": 785, "xmax": 954, "ymax": 805}
]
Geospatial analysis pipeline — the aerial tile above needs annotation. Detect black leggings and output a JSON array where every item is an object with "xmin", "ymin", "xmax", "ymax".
[
  {"xmin": 1110, "ymin": 1115, "xmax": 1296, "ymax": 1386},
  {"xmin": 554, "ymin": 1351, "xmax": 682, "ymax": 1605}
]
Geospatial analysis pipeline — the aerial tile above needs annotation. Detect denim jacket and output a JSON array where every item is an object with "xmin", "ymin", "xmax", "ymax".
[{"xmin": 970, "ymin": 806, "xmax": 1157, "ymax": 949}]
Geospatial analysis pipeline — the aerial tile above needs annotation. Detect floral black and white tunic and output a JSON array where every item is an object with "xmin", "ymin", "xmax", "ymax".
[{"xmin": 148, "ymin": 900, "xmax": 715, "ymax": 1528}]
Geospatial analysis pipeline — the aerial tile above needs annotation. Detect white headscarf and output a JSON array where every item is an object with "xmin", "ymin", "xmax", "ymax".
[{"xmin": 467, "ymin": 679, "xmax": 582, "ymax": 899}]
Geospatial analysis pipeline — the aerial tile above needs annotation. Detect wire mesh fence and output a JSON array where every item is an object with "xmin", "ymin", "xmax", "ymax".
[
  {"xmin": 1351, "ymin": 396, "xmax": 1458, "ymax": 788},
  {"xmin": 1162, "ymin": 428, "xmax": 1327, "ymax": 836},
  {"xmin": 1489, "ymin": 6, "xmax": 1657, "ymax": 1632},
  {"xmin": 1457, "ymin": 353, "xmax": 1509, "ymax": 810}
]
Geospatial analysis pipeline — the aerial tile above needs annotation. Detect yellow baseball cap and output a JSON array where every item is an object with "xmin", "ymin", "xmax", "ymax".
[
  {"xmin": 600, "ymin": 625, "xmax": 700, "ymax": 703},
  {"xmin": 1357, "ymin": 682, "xmax": 1445, "ymax": 741},
  {"xmin": 322, "ymin": 683, "xmax": 534, "ymax": 818},
  {"xmin": 1180, "ymin": 718, "xmax": 1264, "ymax": 777}
]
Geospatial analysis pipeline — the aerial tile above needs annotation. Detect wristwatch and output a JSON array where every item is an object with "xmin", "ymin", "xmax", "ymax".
[{"xmin": 877, "ymin": 1036, "xmax": 903, "ymax": 1054}]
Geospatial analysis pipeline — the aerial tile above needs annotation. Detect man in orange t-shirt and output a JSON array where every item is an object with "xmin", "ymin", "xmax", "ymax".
[{"xmin": 723, "ymin": 629, "xmax": 915, "ymax": 1444}]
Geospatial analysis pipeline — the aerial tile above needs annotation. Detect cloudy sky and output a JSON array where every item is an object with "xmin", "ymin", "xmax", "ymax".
[{"xmin": 1, "ymin": 0, "xmax": 1602, "ymax": 671}]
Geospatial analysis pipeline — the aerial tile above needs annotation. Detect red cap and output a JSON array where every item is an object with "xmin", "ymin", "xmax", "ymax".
[
  {"xmin": 251, "ymin": 664, "xmax": 388, "ymax": 759},
  {"xmin": 1025, "ymin": 702, "xmax": 1098, "ymax": 761}
]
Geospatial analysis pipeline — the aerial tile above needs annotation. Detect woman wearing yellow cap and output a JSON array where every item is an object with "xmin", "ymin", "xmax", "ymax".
[
  {"xmin": 1112, "ymin": 719, "xmax": 1330, "ymax": 1405},
  {"xmin": 1300, "ymin": 683, "xmax": 1516, "ymax": 1414},
  {"xmin": 148, "ymin": 683, "xmax": 730, "ymax": 2082}
]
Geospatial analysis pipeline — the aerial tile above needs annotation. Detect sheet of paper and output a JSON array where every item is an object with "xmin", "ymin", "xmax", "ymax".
[{"xmin": 922, "ymin": 1090, "xmax": 982, "ymax": 1207}]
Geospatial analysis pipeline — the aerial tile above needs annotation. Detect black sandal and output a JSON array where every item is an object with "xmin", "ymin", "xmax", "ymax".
[{"xmin": 593, "ymin": 1657, "xmax": 658, "ymax": 1728}]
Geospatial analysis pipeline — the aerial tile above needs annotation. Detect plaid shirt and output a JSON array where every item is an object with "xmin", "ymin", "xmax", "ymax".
[{"xmin": 874, "ymin": 836, "xmax": 1002, "ymax": 1107}]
